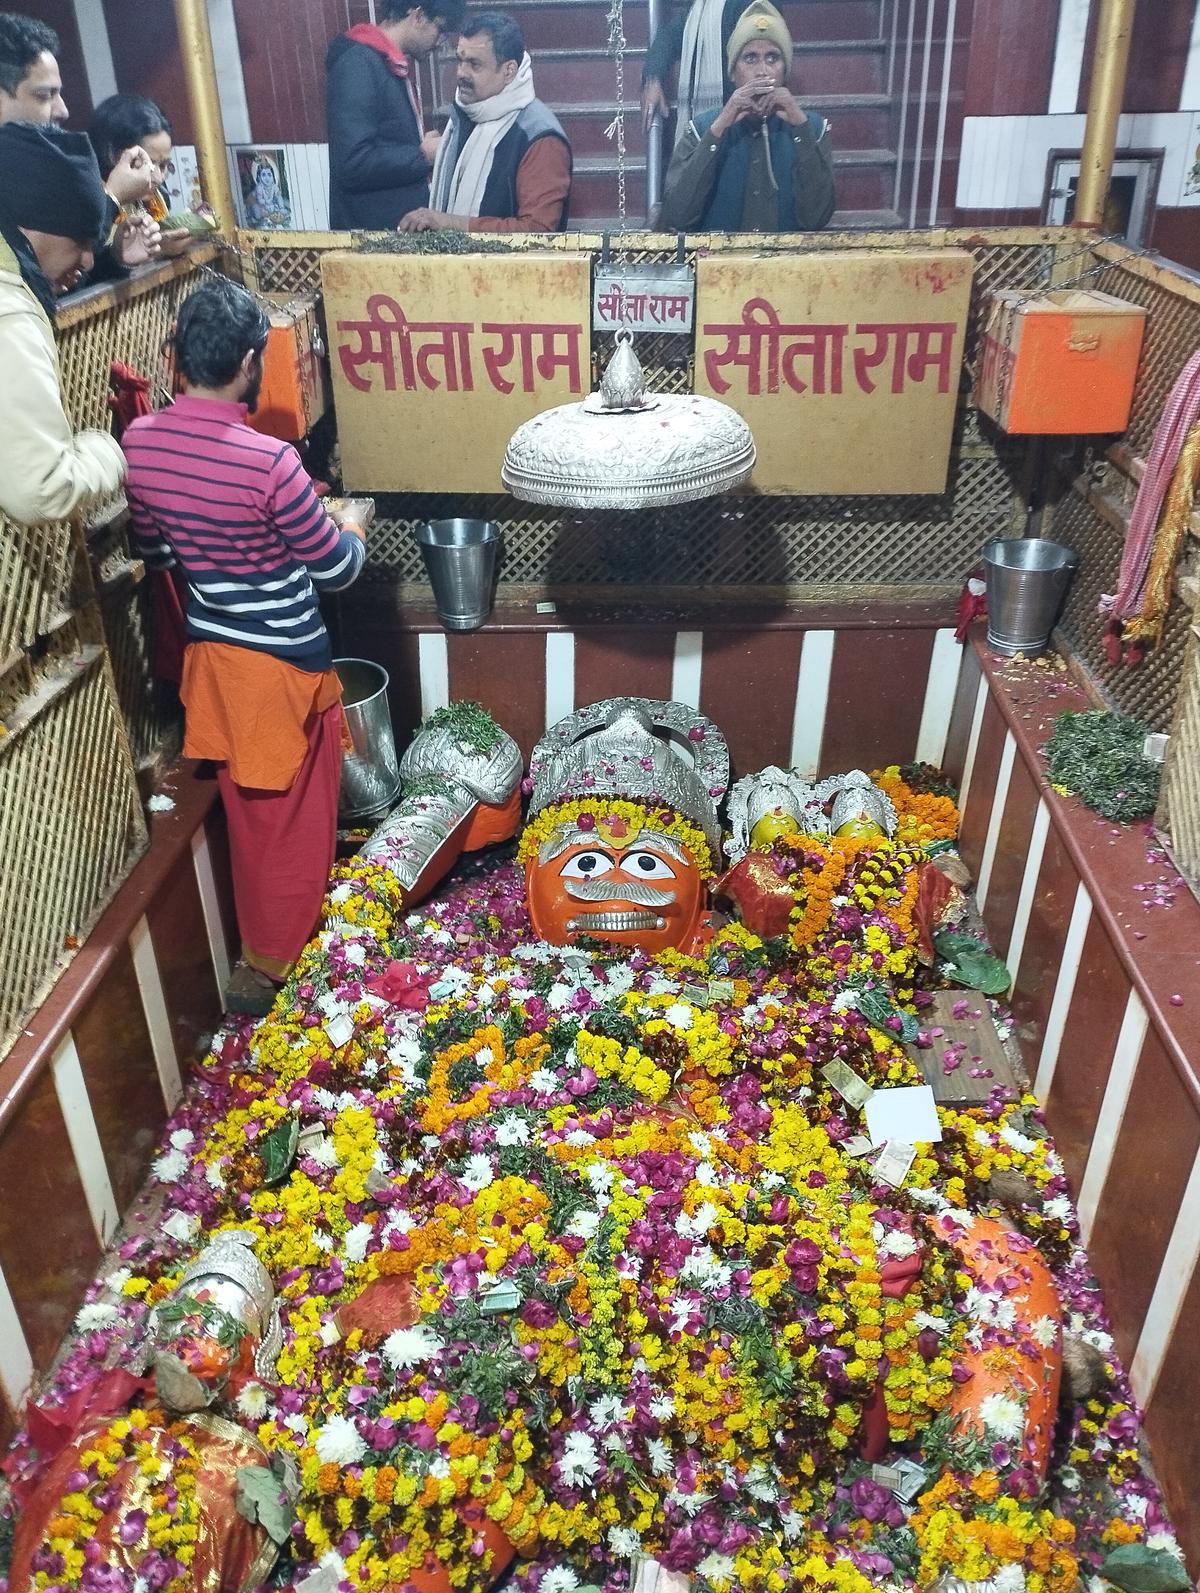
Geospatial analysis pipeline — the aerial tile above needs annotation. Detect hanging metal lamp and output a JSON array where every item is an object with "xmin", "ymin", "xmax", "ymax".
[
  {"xmin": 501, "ymin": 332, "xmax": 755, "ymax": 509},
  {"xmin": 500, "ymin": 0, "xmax": 755, "ymax": 510}
]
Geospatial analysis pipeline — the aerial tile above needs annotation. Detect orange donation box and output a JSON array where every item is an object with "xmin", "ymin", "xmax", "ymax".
[
  {"xmin": 248, "ymin": 293, "xmax": 331, "ymax": 442},
  {"xmin": 975, "ymin": 289, "xmax": 1146, "ymax": 435}
]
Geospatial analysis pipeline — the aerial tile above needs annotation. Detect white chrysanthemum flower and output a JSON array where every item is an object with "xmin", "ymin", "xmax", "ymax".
[
  {"xmin": 529, "ymin": 1068, "xmax": 560, "ymax": 1095},
  {"xmin": 311, "ymin": 1228, "xmax": 335, "ymax": 1254},
  {"xmin": 559, "ymin": 1429, "xmax": 600, "ymax": 1487},
  {"xmin": 583, "ymin": 1163, "xmax": 613, "ymax": 1200},
  {"xmin": 313, "ymin": 1086, "xmax": 339, "ymax": 1110},
  {"xmin": 589, "ymin": 1394, "xmax": 625, "ymax": 1428},
  {"xmin": 675, "ymin": 1202, "xmax": 718, "ymax": 1240},
  {"xmin": 979, "ymin": 1391, "xmax": 1026, "ymax": 1441},
  {"xmin": 1146, "ymin": 1532, "xmax": 1183, "ymax": 1554},
  {"xmin": 1030, "ymin": 1314, "xmax": 1059, "ymax": 1348},
  {"xmin": 75, "ymin": 1301, "xmax": 119, "ymax": 1332},
  {"xmin": 567, "ymin": 1209, "xmax": 602, "ymax": 1241},
  {"xmin": 564, "ymin": 1129, "xmax": 593, "ymax": 1147},
  {"xmin": 760, "ymin": 1170, "xmax": 784, "ymax": 1190},
  {"xmin": 314, "ymin": 1414, "xmax": 367, "ymax": 1465},
  {"xmin": 664, "ymin": 1002, "xmax": 694, "ymax": 1031},
  {"xmin": 105, "ymin": 1266, "xmax": 131, "ymax": 1294},
  {"xmin": 546, "ymin": 983, "xmax": 576, "ymax": 1011},
  {"xmin": 697, "ymin": 1552, "xmax": 735, "ymax": 1586},
  {"xmin": 646, "ymin": 976, "xmax": 678, "ymax": 997},
  {"xmin": 151, "ymin": 1148, "xmax": 189, "ymax": 1183},
  {"xmin": 329, "ymin": 882, "xmax": 354, "ymax": 904},
  {"xmin": 236, "ymin": 1382, "xmax": 270, "ymax": 1421},
  {"xmin": 602, "ymin": 964, "xmax": 636, "ymax": 994},
  {"xmin": 830, "ymin": 989, "xmax": 857, "ymax": 1013},
  {"xmin": 382, "ymin": 1323, "xmax": 444, "ymax": 1371},
  {"xmin": 973, "ymin": 1127, "xmax": 995, "ymax": 1148},
  {"xmin": 1000, "ymin": 1124, "xmax": 1038, "ymax": 1156},
  {"xmin": 607, "ymin": 1525, "xmax": 641, "ymax": 1556},
  {"xmin": 204, "ymin": 1160, "xmax": 226, "ymax": 1190},
  {"xmin": 495, "ymin": 1115, "xmax": 531, "ymax": 1147},
  {"xmin": 879, "ymin": 1229, "xmax": 920, "ymax": 1259},
  {"xmin": 678, "ymin": 1245, "xmax": 732, "ymax": 1293},
  {"xmin": 1044, "ymin": 1194, "xmax": 1073, "ymax": 1221},
  {"xmin": 384, "ymin": 1208, "xmax": 416, "ymax": 1237},
  {"xmin": 169, "ymin": 1128, "xmax": 195, "ymax": 1151},
  {"xmin": 745, "ymin": 1461, "xmax": 778, "ymax": 1502},
  {"xmin": 282, "ymin": 1410, "xmax": 309, "ymax": 1437},
  {"xmin": 695, "ymin": 1161, "xmax": 720, "ymax": 1188},
  {"xmin": 539, "ymin": 1568, "xmax": 580, "ymax": 1593},
  {"xmin": 913, "ymin": 1311, "xmax": 949, "ymax": 1336},
  {"xmin": 342, "ymin": 942, "xmax": 366, "ymax": 967},
  {"xmin": 648, "ymin": 1394, "xmax": 676, "ymax": 1421},
  {"xmin": 460, "ymin": 1153, "xmax": 495, "ymax": 1191},
  {"xmin": 162, "ymin": 1210, "xmax": 199, "ymax": 1245},
  {"xmin": 343, "ymin": 1222, "xmax": 372, "ymax": 1263},
  {"xmin": 429, "ymin": 1455, "xmax": 451, "ymax": 1478},
  {"xmin": 647, "ymin": 1437, "xmax": 673, "ymax": 1476},
  {"xmin": 307, "ymin": 1137, "xmax": 339, "ymax": 1170},
  {"xmin": 992, "ymin": 1567, "xmax": 1026, "ymax": 1593}
]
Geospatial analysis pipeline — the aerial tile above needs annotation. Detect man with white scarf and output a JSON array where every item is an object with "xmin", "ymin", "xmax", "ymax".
[{"xmin": 398, "ymin": 12, "xmax": 571, "ymax": 233}]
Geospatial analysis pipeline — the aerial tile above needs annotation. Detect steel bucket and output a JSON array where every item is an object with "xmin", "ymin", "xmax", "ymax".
[
  {"xmin": 982, "ymin": 537, "xmax": 1078, "ymax": 657},
  {"xmin": 334, "ymin": 657, "xmax": 402, "ymax": 824},
  {"xmin": 415, "ymin": 519, "xmax": 501, "ymax": 632}
]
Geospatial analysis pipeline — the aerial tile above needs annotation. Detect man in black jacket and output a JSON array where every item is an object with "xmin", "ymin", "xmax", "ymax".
[{"xmin": 327, "ymin": 0, "xmax": 467, "ymax": 230}]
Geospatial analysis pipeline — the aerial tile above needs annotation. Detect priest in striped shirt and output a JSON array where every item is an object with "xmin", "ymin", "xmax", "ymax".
[{"xmin": 124, "ymin": 278, "xmax": 368, "ymax": 1015}]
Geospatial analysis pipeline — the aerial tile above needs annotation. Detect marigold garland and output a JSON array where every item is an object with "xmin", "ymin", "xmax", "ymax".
[{"xmin": 517, "ymin": 797, "xmax": 715, "ymax": 877}]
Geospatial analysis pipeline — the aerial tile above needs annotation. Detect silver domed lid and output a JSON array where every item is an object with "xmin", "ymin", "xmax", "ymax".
[{"xmin": 502, "ymin": 332, "xmax": 756, "ymax": 510}]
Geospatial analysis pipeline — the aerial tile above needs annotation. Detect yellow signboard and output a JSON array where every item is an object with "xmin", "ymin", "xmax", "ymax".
[
  {"xmin": 694, "ymin": 249, "xmax": 974, "ymax": 495},
  {"xmin": 323, "ymin": 251, "xmax": 591, "ymax": 493}
]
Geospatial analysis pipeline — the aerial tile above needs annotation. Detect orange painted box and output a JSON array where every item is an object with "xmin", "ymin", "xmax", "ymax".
[
  {"xmin": 974, "ymin": 289, "xmax": 1146, "ymax": 435},
  {"xmin": 247, "ymin": 293, "xmax": 331, "ymax": 443}
]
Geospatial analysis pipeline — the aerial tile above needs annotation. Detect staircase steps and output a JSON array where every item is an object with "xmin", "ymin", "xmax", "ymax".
[{"xmin": 436, "ymin": 0, "xmax": 904, "ymax": 226}]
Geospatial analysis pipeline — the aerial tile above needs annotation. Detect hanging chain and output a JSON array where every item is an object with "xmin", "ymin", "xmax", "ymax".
[
  {"xmin": 1007, "ymin": 231, "xmax": 1160, "ymax": 313},
  {"xmin": 604, "ymin": 0, "xmax": 629, "ymax": 232}
]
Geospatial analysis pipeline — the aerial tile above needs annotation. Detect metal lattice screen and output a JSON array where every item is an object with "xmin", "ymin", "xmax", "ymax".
[
  {"xmin": 1052, "ymin": 488, "xmax": 1193, "ymax": 732},
  {"xmin": 248, "ymin": 229, "xmax": 1059, "ymax": 588},
  {"xmin": 0, "ymin": 629, "xmax": 147, "ymax": 1051}
]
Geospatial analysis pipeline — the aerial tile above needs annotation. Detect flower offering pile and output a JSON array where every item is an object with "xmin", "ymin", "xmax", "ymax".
[{"xmin": 0, "ymin": 705, "xmax": 1187, "ymax": 1593}]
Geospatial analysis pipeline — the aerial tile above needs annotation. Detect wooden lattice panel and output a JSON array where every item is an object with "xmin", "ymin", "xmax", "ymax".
[{"xmin": 0, "ymin": 634, "xmax": 147, "ymax": 1056}]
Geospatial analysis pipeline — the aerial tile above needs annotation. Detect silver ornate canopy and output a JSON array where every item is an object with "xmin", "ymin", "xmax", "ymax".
[{"xmin": 501, "ymin": 332, "xmax": 756, "ymax": 510}]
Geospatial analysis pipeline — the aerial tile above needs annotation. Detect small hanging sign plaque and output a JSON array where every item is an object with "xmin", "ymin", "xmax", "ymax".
[{"xmin": 593, "ymin": 262, "xmax": 695, "ymax": 334}]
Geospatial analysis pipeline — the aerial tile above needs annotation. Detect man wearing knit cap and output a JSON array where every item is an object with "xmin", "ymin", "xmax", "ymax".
[
  {"xmin": 0, "ymin": 121, "xmax": 125, "ymax": 524},
  {"xmin": 660, "ymin": 0, "xmax": 834, "ymax": 233}
]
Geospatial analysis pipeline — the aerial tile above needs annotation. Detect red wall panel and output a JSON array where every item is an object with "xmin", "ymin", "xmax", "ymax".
[{"xmin": 962, "ymin": 0, "xmax": 1058, "ymax": 117}]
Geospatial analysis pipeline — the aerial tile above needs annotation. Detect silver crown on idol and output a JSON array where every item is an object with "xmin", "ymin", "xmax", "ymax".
[
  {"xmin": 725, "ymin": 767, "xmax": 897, "ymax": 861},
  {"xmin": 528, "ymin": 697, "xmax": 730, "ymax": 862}
]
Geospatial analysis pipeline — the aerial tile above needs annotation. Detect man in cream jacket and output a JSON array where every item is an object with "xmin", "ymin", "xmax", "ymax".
[{"xmin": 0, "ymin": 120, "xmax": 124, "ymax": 526}]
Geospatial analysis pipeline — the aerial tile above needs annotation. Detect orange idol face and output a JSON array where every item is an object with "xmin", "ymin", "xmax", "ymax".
[{"xmin": 525, "ymin": 815, "xmax": 707, "ymax": 953}]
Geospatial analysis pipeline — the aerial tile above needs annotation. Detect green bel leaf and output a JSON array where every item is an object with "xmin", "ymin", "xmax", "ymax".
[
  {"xmin": 1099, "ymin": 1545, "xmax": 1192, "ymax": 1593},
  {"xmin": 260, "ymin": 1116, "xmax": 299, "ymax": 1187},
  {"xmin": 235, "ymin": 1463, "xmax": 296, "ymax": 1545},
  {"xmin": 933, "ymin": 930, "xmax": 1011, "ymax": 996}
]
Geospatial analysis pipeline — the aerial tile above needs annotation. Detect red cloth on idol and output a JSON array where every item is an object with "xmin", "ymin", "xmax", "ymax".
[{"xmin": 219, "ymin": 700, "xmax": 344, "ymax": 978}]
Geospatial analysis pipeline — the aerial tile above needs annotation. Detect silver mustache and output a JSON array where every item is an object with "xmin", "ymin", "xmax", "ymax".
[
  {"xmin": 567, "ymin": 910, "xmax": 666, "ymax": 932},
  {"xmin": 562, "ymin": 878, "xmax": 676, "ymax": 907}
]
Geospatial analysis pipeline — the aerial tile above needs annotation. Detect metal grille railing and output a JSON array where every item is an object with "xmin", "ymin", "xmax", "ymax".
[
  {"xmin": 246, "ymin": 227, "xmax": 1057, "ymax": 588},
  {"xmin": 0, "ymin": 623, "xmax": 147, "ymax": 1053}
]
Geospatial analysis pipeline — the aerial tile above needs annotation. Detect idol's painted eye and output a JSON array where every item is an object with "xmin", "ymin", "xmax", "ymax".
[
  {"xmin": 620, "ymin": 850, "xmax": 677, "ymax": 880},
  {"xmin": 560, "ymin": 850, "xmax": 615, "ymax": 878}
]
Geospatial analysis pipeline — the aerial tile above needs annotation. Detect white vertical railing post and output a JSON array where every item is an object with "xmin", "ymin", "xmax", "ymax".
[
  {"xmin": 893, "ymin": 0, "xmax": 917, "ymax": 216},
  {"xmin": 645, "ymin": 0, "xmax": 664, "ymax": 220},
  {"xmin": 929, "ymin": 0, "xmax": 957, "ymax": 224}
]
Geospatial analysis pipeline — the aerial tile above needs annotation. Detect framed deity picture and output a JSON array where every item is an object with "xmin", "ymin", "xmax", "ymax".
[{"xmin": 233, "ymin": 146, "xmax": 293, "ymax": 229}]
